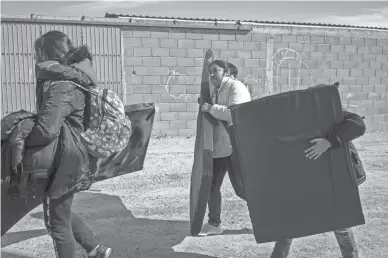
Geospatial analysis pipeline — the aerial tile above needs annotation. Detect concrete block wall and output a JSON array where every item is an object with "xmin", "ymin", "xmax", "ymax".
[
  {"xmin": 123, "ymin": 26, "xmax": 388, "ymax": 136},
  {"xmin": 271, "ymin": 32, "xmax": 388, "ymax": 131}
]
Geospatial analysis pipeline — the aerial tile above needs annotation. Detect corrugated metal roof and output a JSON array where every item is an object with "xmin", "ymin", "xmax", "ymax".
[{"xmin": 105, "ymin": 13, "xmax": 388, "ymax": 30}]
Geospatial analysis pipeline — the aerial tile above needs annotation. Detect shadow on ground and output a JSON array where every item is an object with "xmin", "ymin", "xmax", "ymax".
[
  {"xmin": 1, "ymin": 229, "xmax": 48, "ymax": 247},
  {"xmin": 1, "ymin": 192, "xmax": 249, "ymax": 258}
]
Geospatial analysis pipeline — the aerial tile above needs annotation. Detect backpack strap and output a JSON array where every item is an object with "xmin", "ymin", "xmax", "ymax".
[
  {"xmin": 51, "ymin": 80, "xmax": 99, "ymax": 97},
  {"xmin": 52, "ymin": 81, "xmax": 124, "ymax": 115}
]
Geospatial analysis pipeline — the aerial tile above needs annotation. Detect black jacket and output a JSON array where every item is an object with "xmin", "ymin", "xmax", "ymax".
[
  {"xmin": 24, "ymin": 45, "xmax": 99, "ymax": 198},
  {"xmin": 326, "ymin": 110, "xmax": 366, "ymax": 185}
]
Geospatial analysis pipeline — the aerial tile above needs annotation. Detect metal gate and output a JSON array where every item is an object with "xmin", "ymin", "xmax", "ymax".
[{"xmin": 1, "ymin": 20, "xmax": 122, "ymax": 117}]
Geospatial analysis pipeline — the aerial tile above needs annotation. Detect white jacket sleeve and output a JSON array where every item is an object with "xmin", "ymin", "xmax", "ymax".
[{"xmin": 210, "ymin": 82, "xmax": 251, "ymax": 124}]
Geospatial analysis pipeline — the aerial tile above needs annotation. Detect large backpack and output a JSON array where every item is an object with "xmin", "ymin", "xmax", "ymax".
[{"xmin": 52, "ymin": 81, "xmax": 132, "ymax": 158}]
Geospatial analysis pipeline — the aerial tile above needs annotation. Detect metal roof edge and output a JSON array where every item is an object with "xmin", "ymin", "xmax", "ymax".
[
  {"xmin": 1, "ymin": 14, "xmax": 388, "ymax": 34},
  {"xmin": 106, "ymin": 13, "xmax": 388, "ymax": 31},
  {"xmin": 0, "ymin": 14, "xmax": 251, "ymax": 31}
]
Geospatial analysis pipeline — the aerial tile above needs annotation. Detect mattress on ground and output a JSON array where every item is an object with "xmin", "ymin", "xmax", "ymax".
[{"xmin": 229, "ymin": 85, "xmax": 365, "ymax": 243}]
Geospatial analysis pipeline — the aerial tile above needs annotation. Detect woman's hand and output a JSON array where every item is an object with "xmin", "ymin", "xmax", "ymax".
[
  {"xmin": 201, "ymin": 103, "xmax": 212, "ymax": 113},
  {"xmin": 305, "ymin": 138, "xmax": 331, "ymax": 160}
]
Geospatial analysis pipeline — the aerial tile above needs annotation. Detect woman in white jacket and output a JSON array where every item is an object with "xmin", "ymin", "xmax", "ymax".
[{"xmin": 199, "ymin": 60, "xmax": 251, "ymax": 236}]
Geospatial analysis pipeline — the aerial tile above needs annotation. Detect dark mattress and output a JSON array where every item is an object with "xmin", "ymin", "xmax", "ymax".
[{"xmin": 229, "ymin": 85, "xmax": 365, "ymax": 243}]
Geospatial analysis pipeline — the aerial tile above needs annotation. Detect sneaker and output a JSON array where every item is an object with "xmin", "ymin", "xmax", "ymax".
[
  {"xmin": 198, "ymin": 223, "xmax": 223, "ymax": 236},
  {"xmin": 89, "ymin": 245, "xmax": 112, "ymax": 258}
]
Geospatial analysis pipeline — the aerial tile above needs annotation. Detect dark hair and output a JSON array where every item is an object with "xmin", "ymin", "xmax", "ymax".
[
  {"xmin": 34, "ymin": 30, "xmax": 73, "ymax": 63},
  {"xmin": 209, "ymin": 60, "xmax": 230, "ymax": 76},
  {"xmin": 227, "ymin": 62, "xmax": 238, "ymax": 78}
]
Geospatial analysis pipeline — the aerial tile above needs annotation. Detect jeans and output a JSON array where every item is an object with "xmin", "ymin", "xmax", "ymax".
[
  {"xmin": 43, "ymin": 193, "xmax": 98, "ymax": 258},
  {"xmin": 208, "ymin": 156, "xmax": 246, "ymax": 227},
  {"xmin": 271, "ymin": 228, "xmax": 359, "ymax": 258}
]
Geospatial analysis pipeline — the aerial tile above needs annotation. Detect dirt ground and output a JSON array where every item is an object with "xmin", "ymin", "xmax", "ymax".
[{"xmin": 1, "ymin": 132, "xmax": 388, "ymax": 258}]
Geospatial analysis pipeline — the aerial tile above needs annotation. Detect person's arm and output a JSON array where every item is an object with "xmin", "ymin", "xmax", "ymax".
[
  {"xmin": 36, "ymin": 63, "xmax": 92, "ymax": 86},
  {"xmin": 209, "ymin": 83, "xmax": 251, "ymax": 123},
  {"xmin": 305, "ymin": 111, "xmax": 366, "ymax": 160},
  {"xmin": 325, "ymin": 110, "xmax": 366, "ymax": 148},
  {"xmin": 26, "ymin": 82, "xmax": 74, "ymax": 147}
]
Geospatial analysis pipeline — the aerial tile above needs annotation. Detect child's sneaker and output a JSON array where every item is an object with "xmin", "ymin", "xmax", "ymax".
[
  {"xmin": 89, "ymin": 245, "xmax": 112, "ymax": 258},
  {"xmin": 198, "ymin": 223, "xmax": 223, "ymax": 236}
]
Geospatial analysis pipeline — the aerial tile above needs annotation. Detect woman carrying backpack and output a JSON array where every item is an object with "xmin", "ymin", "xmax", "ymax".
[{"xmin": 26, "ymin": 31, "xmax": 112, "ymax": 258}]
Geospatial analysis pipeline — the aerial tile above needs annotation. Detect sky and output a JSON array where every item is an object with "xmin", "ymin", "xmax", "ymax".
[{"xmin": 1, "ymin": 1, "xmax": 388, "ymax": 28}]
